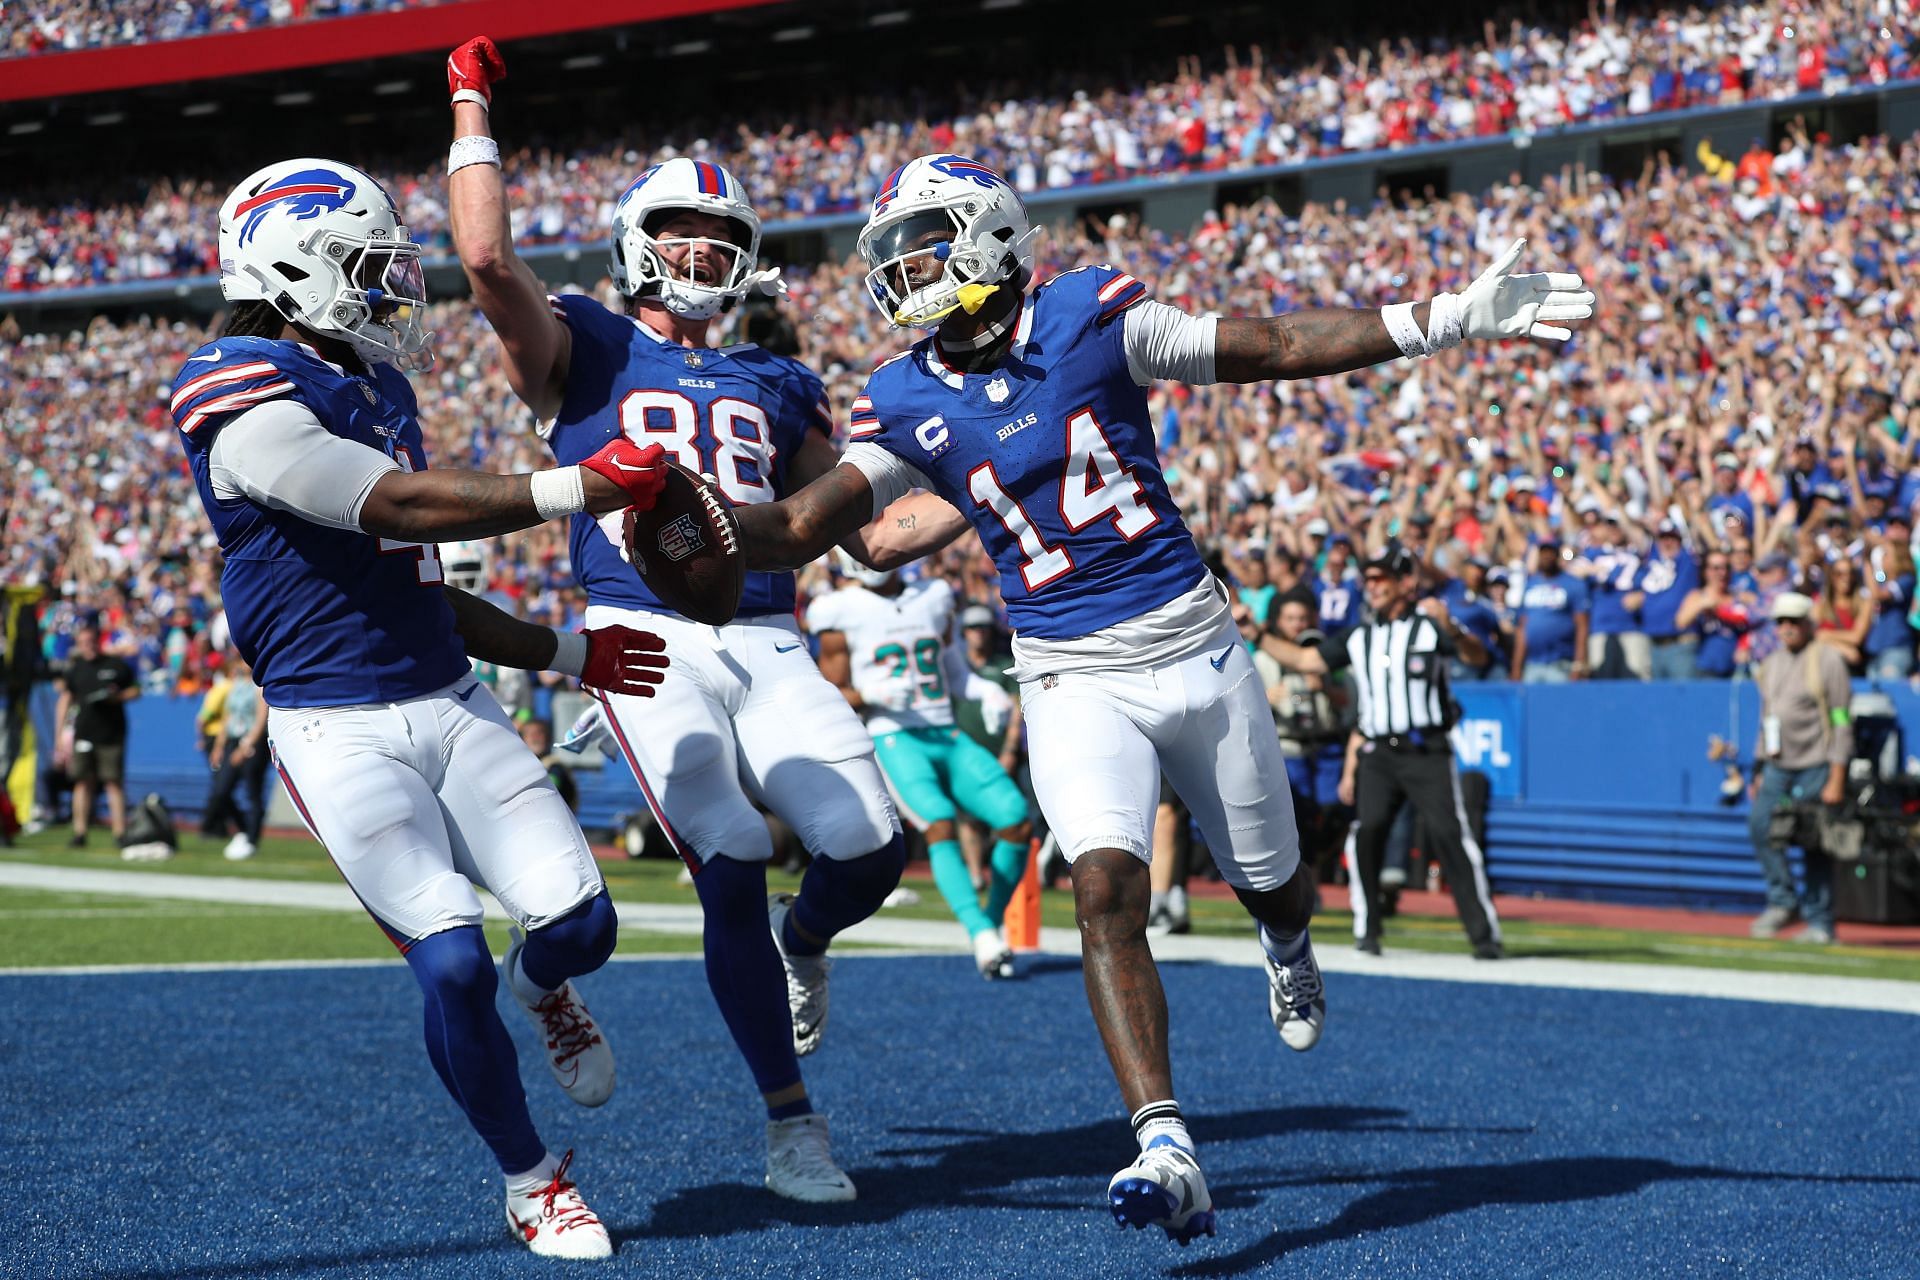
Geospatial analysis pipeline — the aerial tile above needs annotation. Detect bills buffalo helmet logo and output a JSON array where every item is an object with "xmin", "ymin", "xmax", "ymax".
[{"xmin": 233, "ymin": 169, "xmax": 357, "ymax": 245}]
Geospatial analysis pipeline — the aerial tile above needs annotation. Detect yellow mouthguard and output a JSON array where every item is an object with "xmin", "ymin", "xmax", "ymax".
[{"xmin": 956, "ymin": 283, "xmax": 999, "ymax": 314}]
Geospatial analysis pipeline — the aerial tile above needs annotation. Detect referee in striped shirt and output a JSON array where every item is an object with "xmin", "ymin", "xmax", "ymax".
[{"xmin": 1263, "ymin": 544, "xmax": 1504, "ymax": 959}]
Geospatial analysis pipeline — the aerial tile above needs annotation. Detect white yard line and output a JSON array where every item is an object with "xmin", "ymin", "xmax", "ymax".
[{"xmin": 3, "ymin": 862, "xmax": 1917, "ymax": 1015}]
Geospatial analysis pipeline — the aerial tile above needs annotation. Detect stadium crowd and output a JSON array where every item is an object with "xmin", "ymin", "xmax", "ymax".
[
  {"xmin": 1, "ymin": 0, "xmax": 437, "ymax": 57},
  {"xmin": 5, "ymin": 0, "xmax": 1918, "ymax": 290},
  {"xmin": 5, "ymin": 124, "xmax": 1919, "ymax": 694}
]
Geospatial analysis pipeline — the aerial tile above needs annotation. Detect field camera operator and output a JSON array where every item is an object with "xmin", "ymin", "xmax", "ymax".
[{"xmin": 1747, "ymin": 592, "xmax": 1852, "ymax": 945}]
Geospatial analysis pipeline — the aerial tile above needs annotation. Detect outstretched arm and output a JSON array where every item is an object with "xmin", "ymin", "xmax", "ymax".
[
  {"xmin": 444, "ymin": 586, "xmax": 669, "ymax": 695},
  {"xmin": 445, "ymin": 36, "xmax": 571, "ymax": 420},
  {"xmin": 1208, "ymin": 238, "xmax": 1592, "ymax": 384},
  {"xmin": 783, "ymin": 430, "xmax": 969, "ymax": 570},
  {"xmin": 734, "ymin": 463, "xmax": 879, "ymax": 571}
]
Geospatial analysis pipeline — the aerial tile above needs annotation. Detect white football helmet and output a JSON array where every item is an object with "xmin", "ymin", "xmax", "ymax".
[
  {"xmin": 610, "ymin": 157, "xmax": 776, "ymax": 320},
  {"xmin": 857, "ymin": 154, "xmax": 1039, "ymax": 329},
  {"xmin": 218, "ymin": 158, "xmax": 431, "ymax": 368},
  {"xmin": 440, "ymin": 540, "xmax": 489, "ymax": 593},
  {"xmin": 832, "ymin": 548, "xmax": 898, "ymax": 590}
]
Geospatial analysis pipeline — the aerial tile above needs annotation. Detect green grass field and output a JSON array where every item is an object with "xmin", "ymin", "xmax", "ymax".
[{"xmin": 4, "ymin": 828, "xmax": 1919, "ymax": 981}]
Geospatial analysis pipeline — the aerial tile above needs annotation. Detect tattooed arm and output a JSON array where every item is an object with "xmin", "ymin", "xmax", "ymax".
[
  {"xmin": 846, "ymin": 492, "xmax": 971, "ymax": 570},
  {"xmin": 734, "ymin": 463, "xmax": 879, "ymax": 571},
  {"xmin": 1213, "ymin": 306, "xmax": 1428, "ymax": 383}
]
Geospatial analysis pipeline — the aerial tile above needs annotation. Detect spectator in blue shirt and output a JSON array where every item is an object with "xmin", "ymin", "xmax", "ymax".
[
  {"xmin": 1316, "ymin": 536, "xmax": 1364, "ymax": 631},
  {"xmin": 1863, "ymin": 518, "xmax": 1916, "ymax": 679},
  {"xmin": 1582, "ymin": 516, "xmax": 1647, "ymax": 680},
  {"xmin": 1676, "ymin": 550, "xmax": 1754, "ymax": 678},
  {"xmin": 1438, "ymin": 560, "xmax": 1504, "ymax": 681},
  {"xmin": 1630, "ymin": 520, "xmax": 1699, "ymax": 680},
  {"xmin": 1511, "ymin": 540, "xmax": 1590, "ymax": 683},
  {"xmin": 1705, "ymin": 452, "xmax": 1755, "ymax": 531}
]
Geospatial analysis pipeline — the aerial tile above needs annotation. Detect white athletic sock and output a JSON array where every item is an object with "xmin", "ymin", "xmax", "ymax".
[
  {"xmin": 1130, "ymin": 1100, "xmax": 1193, "ymax": 1154},
  {"xmin": 505, "ymin": 1151, "xmax": 561, "ymax": 1195},
  {"xmin": 1148, "ymin": 890, "xmax": 1169, "ymax": 917},
  {"xmin": 1168, "ymin": 886, "xmax": 1189, "ymax": 917}
]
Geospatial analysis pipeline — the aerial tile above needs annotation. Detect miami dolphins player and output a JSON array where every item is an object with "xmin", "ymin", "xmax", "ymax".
[
  {"xmin": 731, "ymin": 153, "xmax": 1594, "ymax": 1242},
  {"xmin": 805, "ymin": 556, "xmax": 1030, "ymax": 978},
  {"xmin": 176, "ymin": 157, "xmax": 676, "ymax": 1259},
  {"xmin": 443, "ymin": 37, "xmax": 962, "ymax": 1202}
]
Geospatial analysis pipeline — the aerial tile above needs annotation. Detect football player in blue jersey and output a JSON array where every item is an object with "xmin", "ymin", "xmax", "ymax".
[
  {"xmin": 730, "ymin": 153, "xmax": 1595, "ymax": 1242},
  {"xmin": 177, "ymin": 158, "xmax": 681, "ymax": 1259},
  {"xmin": 443, "ymin": 37, "xmax": 962, "ymax": 1202}
]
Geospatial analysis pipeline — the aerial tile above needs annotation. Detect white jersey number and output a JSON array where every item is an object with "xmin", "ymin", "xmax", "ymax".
[
  {"xmin": 617, "ymin": 390, "xmax": 777, "ymax": 505},
  {"xmin": 967, "ymin": 410, "xmax": 1156, "ymax": 593},
  {"xmin": 378, "ymin": 449, "xmax": 446, "ymax": 585}
]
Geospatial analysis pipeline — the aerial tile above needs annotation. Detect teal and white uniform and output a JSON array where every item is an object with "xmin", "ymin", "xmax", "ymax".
[{"xmin": 806, "ymin": 578, "xmax": 1029, "ymax": 939}]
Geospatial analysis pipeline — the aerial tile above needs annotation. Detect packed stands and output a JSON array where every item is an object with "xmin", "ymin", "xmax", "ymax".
[
  {"xmin": 4, "ymin": 0, "xmax": 1916, "ymax": 291},
  {"xmin": 7, "ymin": 122, "xmax": 1917, "ymax": 684},
  {"xmin": 1, "ymin": 0, "xmax": 441, "ymax": 58}
]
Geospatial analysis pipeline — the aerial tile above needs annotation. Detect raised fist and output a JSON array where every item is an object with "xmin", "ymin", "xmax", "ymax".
[
  {"xmin": 580, "ymin": 439, "xmax": 668, "ymax": 513},
  {"xmin": 448, "ymin": 36, "xmax": 506, "ymax": 107}
]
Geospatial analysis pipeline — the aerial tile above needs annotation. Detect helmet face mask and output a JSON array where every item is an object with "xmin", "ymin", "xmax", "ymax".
[
  {"xmin": 856, "ymin": 155, "xmax": 1038, "ymax": 330},
  {"xmin": 218, "ymin": 159, "xmax": 433, "ymax": 369},
  {"xmin": 609, "ymin": 160, "xmax": 763, "ymax": 321}
]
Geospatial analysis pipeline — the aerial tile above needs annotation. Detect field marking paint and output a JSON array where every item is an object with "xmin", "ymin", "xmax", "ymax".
[{"xmin": 3, "ymin": 862, "xmax": 1917, "ymax": 1015}]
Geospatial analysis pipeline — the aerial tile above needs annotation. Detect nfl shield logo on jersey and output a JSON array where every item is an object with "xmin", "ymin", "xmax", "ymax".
[
  {"xmin": 986, "ymin": 376, "xmax": 1010, "ymax": 404},
  {"xmin": 658, "ymin": 512, "xmax": 706, "ymax": 563}
]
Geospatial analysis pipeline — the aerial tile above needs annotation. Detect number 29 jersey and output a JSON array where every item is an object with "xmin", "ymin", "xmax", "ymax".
[
  {"xmin": 804, "ymin": 578, "xmax": 960, "ymax": 735},
  {"xmin": 545, "ymin": 292, "xmax": 832, "ymax": 618},
  {"xmin": 847, "ymin": 266, "xmax": 1207, "ymax": 642}
]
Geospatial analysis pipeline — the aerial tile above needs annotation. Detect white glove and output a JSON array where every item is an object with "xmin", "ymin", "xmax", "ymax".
[
  {"xmin": 1452, "ymin": 237, "xmax": 1595, "ymax": 343},
  {"xmin": 968, "ymin": 675, "xmax": 1014, "ymax": 736}
]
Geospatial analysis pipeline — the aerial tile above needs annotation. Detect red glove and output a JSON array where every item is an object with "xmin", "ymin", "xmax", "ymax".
[
  {"xmin": 579, "ymin": 625, "xmax": 669, "ymax": 697},
  {"xmin": 448, "ymin": 36, "xmax": 506, "ymax": 107},
  {"xmin": 580, "ymin": 439, "xmax": 668, "ymax": 512}
]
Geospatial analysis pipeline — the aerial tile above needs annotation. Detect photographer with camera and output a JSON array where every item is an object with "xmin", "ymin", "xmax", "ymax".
[
  {"xmin": 1747, "ymin": 592, "xmax": 1852, "ymax": 944},
  {"xmin": 1256, "ymin": 597, "xmax": 1353, "ymax": 883}
]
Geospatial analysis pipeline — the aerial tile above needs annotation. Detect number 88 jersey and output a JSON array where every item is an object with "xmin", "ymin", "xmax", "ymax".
[
  {"xmin": 846, "ymin": 266, "xmax": 1208, "ymax": 641},
  {"xmin": 544, "ymin": 292, "xmax": 832, "ymax": 618}
]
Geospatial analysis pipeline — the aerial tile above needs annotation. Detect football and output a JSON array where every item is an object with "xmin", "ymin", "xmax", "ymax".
[{"xmin": 622, "ymin": 462, "xmax": 745, "ymax": 626}]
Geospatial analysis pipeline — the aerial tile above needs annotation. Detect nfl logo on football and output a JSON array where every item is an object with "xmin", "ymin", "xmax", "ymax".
[{"xmin": 657, "ymin": 512, "xmax": 706, "ymax": 563}]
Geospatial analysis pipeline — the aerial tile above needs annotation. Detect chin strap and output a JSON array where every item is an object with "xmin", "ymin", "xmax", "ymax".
[{"xmin": 939, "ymin": 308, "xmax": 1015, "ymax": 352}]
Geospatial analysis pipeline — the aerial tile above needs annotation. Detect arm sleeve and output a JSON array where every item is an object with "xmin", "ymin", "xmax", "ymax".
[
  {"xmin": 1122, "ymin": 300, "xmax": 1219, "ymax": 387},
  {"xmin": 1316, "ymin": 629, "xmax": 1355, "ymax": 671},
  {"xmin": 841, "ymin": 442, "xmax": 937, "ymax": 513},
  {"xmin": 209, "ymin": 398, "xmax": 402, "ymax": 533}
]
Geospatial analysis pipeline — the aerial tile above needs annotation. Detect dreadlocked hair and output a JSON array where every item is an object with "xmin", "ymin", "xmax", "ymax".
[{"xmin": 221, "ymin": 301, "xmax": 289, "ymax": 339}]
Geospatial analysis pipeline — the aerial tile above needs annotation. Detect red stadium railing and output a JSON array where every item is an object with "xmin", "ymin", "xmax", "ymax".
[{"xmin": 0, "ymin": 0, "xmax": 779, "ymax": 103}]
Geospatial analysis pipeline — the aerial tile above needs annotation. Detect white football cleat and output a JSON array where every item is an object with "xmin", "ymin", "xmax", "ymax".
[
  {"xmin": 972, "ymin": 927, "xmax": 1015, "ymax": 980},
  {"xmin": 505, "ymin": 1150, "xmax": 612, "ymax": 1260},
  {"xmin": 1108, "ymin": 1140, "xmax": 1216, "ymax": 1245},
  {"xmin": 765, "ymin": 1113, "xmax": 857, "ymax": 1202},
  {"xmin": 223, "ymin": 833, "xmax": 256, "ymax": 861},
  {"xmin": 505, "ymin": 928, "xmax": 615, "ymax": 1107},
  {"xmin": 1264, "ymin": 929, "xmax": 1325, "ymax": 1052},
  {"xmin": 768, "ymin": 894, "xmax": 831, "ymax": 1056}
]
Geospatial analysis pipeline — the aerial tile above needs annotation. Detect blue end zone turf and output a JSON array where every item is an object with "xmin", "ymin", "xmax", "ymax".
[{"xmin": 4, "ymin": 956, "xmax": 1918, "ymax": 1278}]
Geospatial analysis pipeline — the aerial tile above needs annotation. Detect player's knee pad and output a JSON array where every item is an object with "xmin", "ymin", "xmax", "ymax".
[
  {"xmin": 404, "ymin": 925, "xmax": 498, "ymax": 1007},
  {"xmin": 522, "ymin": 890, "xmax": 617, "ymax": 988}
]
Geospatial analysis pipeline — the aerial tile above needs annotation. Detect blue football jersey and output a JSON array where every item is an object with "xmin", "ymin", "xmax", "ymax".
[
  {"xmin": 852, "ymin": 266, "xmax": 1208, "ymax": 640},
  {"xmin": 171, "ymin": 337, "xmax": 469, "ymax": 707},
  {"xmin": 546, "ymin": 293, "xmax": 832, "ymax": 617}
]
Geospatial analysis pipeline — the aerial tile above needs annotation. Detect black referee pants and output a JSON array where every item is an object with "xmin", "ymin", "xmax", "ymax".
[{"xmin": 1349, "ymin": 743, "xmax": 1500, "ymax": 947}]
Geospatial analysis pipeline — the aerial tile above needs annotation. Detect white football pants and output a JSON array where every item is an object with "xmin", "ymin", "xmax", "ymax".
[
  {"xmin": 1020, "ymin": 618, "xmax": 1303, "ymax": 893},
  {"xmin": 269, "ymin": 678, "xmax": 603, "ymax": 947},
  {"xmin": 586, "ymin": 606, "xmax": 898, "ymax": 869}
]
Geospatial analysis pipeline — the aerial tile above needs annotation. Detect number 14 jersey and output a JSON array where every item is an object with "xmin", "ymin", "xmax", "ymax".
[{"xmin": 845, "ymin": 266, "xmax": 1208, "ymax": 642}]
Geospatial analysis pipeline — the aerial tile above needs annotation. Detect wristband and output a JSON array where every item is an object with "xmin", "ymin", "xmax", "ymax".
[
  {"xmin": 529, "ymin": 465, "xmax": 586, "ymax": 520},
  {"xmin": 1380, "ymin": 302, "xmax": 1427, "ymax": 359},
  {"xmin": 448, "ymin": 134, "xmax": 501, "ymax": 176},
  {"xmin": 1423, "ymin": 292, "xmax": 1465, "ymax": 351},
  {"xmin": 450, "ymin": 89, "xmax": 491, "ymax": 111},
  {"xmin": 550, "ymin": 629, "xmax": 588, "ymax": 677}
]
